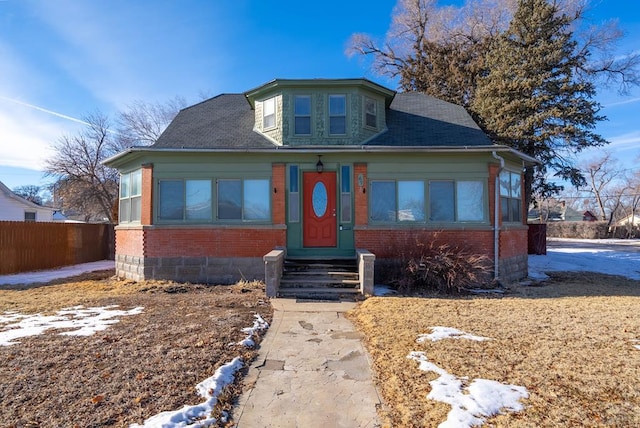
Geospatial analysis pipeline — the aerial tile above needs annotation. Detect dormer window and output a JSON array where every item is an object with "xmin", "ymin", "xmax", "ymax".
[
  {"xmin": 365, "ymin": 96, "xmax": 377, "ymax": 128},
  {"xmin": 329, "ymin": 94, "xmax": 346, "ymax": 135},
  {"xmin": 263, "ymin": 97, "xmax": 276, "ymax": 129},
  {"xmin": 294, "ymin": 95, "xmax": 311, "ymax": 135}
]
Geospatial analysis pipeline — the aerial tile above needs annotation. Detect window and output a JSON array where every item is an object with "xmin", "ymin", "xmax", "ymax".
[
  {"xmin": 457, "ymin": 181, "xmax": 484, "ymax": 221},
  {"xmin": 158, "ymin": 179, "xmax": 212, "ymax": 221},
  {"xmin": 430, "ymin": 180, "xmax": 485, "ymax": 222},
  {"xmin": 119, "ymin": 169, "xmax": 142, "ymax": 223},
  {"xmin": 329, "ymin": 94, "xmax": 346, "ymax": 135},
  {"xmin": 218, "ymin": 179, "xmax": 271, "ymax": 221},
  {"xmin": 430, "ymin": 181, "xmax": 455, "ymax": 221},
  {"xmin": 289, "ymin": 165, "xmax": 300, "ymax": 222},
  {"xmin": 294, "ymin": 95, "xmax": 311, "ymax": 135},
  {"xmin": 370, "ymin": 180, "xmax": 425, "ymax": 222},
  {"xmin": 364, "ymin": 97, "xmax": 377, "ymax": 128},
  {"xmin": 186, "ymin": 180, "xmax": 212, "ymax": 220},
  {"xmin": 263, "ymin": 97, "xmax": 276, "ymax": 129},
  {"xmin": 24, "ymin": 211, "xmax": 36, "ymax": 222},
  {"xmin": 341, "ymin": 165, "xmax": 352, "ymax": 223},
  {"xmin": 500, "ymin": 171, "xmax": 522, "ymax": 222}
]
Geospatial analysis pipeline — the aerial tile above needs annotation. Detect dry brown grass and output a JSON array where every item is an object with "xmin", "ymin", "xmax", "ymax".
[
  {"xmin": 0, "ymin": 271, "xmax": 272, "ymax": 427},
  {"xmin": 349, "ymin": 272, "xmax": 640, "ymax": 427}
]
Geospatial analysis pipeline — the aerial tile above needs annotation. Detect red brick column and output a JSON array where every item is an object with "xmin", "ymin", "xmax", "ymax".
[
  {"xmin": 141, "ymin": 163, "xmax": 154, "ymax": 226},
  {"xmin": 354, "ymin": 163, "xmax": 368, "ymax": 226},
  {"xmin": 272, "ymin": 163, "xmax": 285, "ymax": 225}
]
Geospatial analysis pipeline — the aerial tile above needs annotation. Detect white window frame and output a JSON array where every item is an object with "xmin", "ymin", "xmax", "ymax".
[
  {"xmin": 263, "ymin": 97, "xmax": 276, "ymax": 130},
  {"xmin": 364, "ymin": 96, "xmax": 377, "ymax": 129},
  {"xmin": 500, "ymin": 170, "xmax": 523, "ymax": 223},
  {"xmin": 119, "ymin": 169, "xmax": 142, "ymax": 223}
]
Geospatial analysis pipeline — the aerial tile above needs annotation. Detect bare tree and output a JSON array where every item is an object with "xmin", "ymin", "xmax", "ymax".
[
  {"xmin": 116, "ymin": 95, "xmax": 186, "ymax": 149},
  {"xmin": 45, "ymin": 112, "xmax": 119, "ymax": 223},
  {"xmin": 12, "ymin": 185, "xmax": 44, "ymax": 205},
  {"xmin": 581, "ymin": 152, "xmax": 623, "ymax": 222}
]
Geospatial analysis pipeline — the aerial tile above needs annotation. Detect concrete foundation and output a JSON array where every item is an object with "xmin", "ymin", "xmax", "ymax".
[{"xmin": 116, "ymin": 254, "xmax": 264, "ymax": 284}]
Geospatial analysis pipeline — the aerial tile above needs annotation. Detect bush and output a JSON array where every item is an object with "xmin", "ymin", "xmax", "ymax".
[{"xmin": 385, "ymin": 233, "xmax": 492, "ymax": 294}]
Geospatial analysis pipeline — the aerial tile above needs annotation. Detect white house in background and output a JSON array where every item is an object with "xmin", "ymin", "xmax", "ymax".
[
  {"xmin": 617, "ymin": 214, "xmax": 640, "ymax": 226},
  {"xmin": 0, "ymin": 180, "xmax": 54, "ymax": 222}
]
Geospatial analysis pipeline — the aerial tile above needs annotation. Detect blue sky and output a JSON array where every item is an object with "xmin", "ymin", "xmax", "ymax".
[{"xmin": 0, "ymin": 0, "xmax": 638, "ymax": 192}]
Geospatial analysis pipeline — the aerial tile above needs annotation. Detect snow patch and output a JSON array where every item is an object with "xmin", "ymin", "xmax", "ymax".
[
  {"xmin": 632, "ymin": 340, "xmax": 640, "ymax": 350},
  {"xmin": 131, "ymin": 314, "xmax": 269, "ymax": 427},
  {"xmin": 373, "ymin": 284, "xmax": 397, "ymax": 296},
  {"xmin": 0, "ymin": 306, "xmax": 143, "ymax": 346},
  {"xmin": 528, "ymin": 248, "xmax": 640, "ymax": 280},
  {"xmin": 408, "ymin": 352, "xmax": 528, "ymax": 428},
  {"xmin": 417, "ymin": 327, "xmax": 491, "ymax": 343},
  {"xmin": 130, "ymin": 357, "xmax": 244, "ymax": 428},
  {"xmin": 410, "ymin": 327, "xmax": 527, "ymax": 427},
  {"xmin": 237, "ymin": 314, "xmax": 269, "ymax": 347}
]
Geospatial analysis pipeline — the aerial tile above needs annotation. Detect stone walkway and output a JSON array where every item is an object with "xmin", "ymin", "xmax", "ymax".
[{"xmin": 233, "ymin": 299, "xmax": 382, "ymax": 427}]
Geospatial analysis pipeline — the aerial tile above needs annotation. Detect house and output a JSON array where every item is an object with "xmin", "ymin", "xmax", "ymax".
[
  {"xmin": 104, "ymin": 78, "xmax": 537, "ymax": 293},
  {"xmin": 0, "ymin": 180, "xmax": 54, "ymax": 222},
  {"xmin": 617, "ymin": 214, "xmax": 640, "ymax": 226}
]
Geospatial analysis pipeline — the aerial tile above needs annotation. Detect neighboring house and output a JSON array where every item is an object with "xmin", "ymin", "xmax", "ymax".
[
  {"xmin": 0, "ymin": 180, "xmax": 54, "ymax": 222},
  {"xmin": 617, "ymin": 214, "xmax": 640, "ymax": 226},
  {"xmin": 104, "ymin": 78, "xmax": 537, "ymax": 289},
  {"xmin": 529, "ymin": 203, "xmax": 598, "ymax": 222}
]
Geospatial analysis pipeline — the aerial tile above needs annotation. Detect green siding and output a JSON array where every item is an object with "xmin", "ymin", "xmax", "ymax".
[{"xmin": 253, "ymin": 87, "xmax": 388, "ymax": 146}]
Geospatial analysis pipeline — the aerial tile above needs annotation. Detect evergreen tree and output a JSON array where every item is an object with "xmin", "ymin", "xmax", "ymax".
[{"xmin": 472, "ymin": 0, "xmax": 607, "ymax": 208}]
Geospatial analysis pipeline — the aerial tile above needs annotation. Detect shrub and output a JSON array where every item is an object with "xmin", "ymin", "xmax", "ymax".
[{"xmin": 385, "ymin": 233, "xmax": 492, "ymax": 294}]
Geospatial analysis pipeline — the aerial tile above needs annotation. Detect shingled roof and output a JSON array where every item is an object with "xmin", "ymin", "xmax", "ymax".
[
  {"xmin": 153, "ymin": 90, "xmax": 491, "ymax": 149},
  {"xmin": 153, "ymin": 94, "xmax": 274, "ymax": 149},
  {"xmin": 365, "ymin": 92, "xmax": 491, "ymax": 146}
]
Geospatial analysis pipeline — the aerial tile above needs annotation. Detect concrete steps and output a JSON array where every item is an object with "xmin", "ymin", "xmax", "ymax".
[{"xmin": 278, "ymin": 259, "xmax": 361, "ymax": 300}]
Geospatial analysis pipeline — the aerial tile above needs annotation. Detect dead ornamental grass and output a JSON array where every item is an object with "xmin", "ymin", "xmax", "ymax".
[
  {"xmin": 0, "ymin": 271, "xmax": 273, "ymax": 427},
  {"xmin": 349, "ymin": 272, "xmax": 640, "ymax": 428}
]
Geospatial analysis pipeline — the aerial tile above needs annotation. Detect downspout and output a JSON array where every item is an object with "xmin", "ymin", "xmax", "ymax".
[{"xmin": 492, "ymin": 151, "xmax": 505, "ymax": 281}]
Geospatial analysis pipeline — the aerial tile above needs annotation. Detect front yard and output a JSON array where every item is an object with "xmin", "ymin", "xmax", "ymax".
[
  {"xmin": 349, "ymin": 272, "xmax": 640, "ymax": 427},
  {"xmin": 2, "ymin": 268, "xmax": 639, "ymax": 427},
  {"xmin": 0, "ymin": 271, "xmax": 272, "ymax": 427}
]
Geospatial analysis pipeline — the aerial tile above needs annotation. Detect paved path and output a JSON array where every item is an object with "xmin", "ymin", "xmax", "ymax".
[
  {"xmin": 0, "ymin": 260, "xmax": 115, "ymax": 286},
  {"xmin": 233, "ymin": 299, "xmax": 382, "ymax": 428}
]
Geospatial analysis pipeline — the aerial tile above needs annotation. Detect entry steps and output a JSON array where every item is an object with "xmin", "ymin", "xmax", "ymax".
[{"xmin": 278, "ymin": 258, "xmax": 361, "ymax": 300}]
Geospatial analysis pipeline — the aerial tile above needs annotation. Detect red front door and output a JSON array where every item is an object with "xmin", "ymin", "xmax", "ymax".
[{"xmin": 303, "ymin": 172, "xmax": 337, "ymax": 247}]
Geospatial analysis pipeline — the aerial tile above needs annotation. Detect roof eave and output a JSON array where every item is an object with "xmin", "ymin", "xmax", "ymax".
[{"xmin": 102, "ymin": 144, "xmax": 539, "ymax": 166}]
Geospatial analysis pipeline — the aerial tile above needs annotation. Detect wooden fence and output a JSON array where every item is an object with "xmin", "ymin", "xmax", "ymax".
[{"xmin": 0, "ymin": 222, "xmax": 115, "ymax": 275}]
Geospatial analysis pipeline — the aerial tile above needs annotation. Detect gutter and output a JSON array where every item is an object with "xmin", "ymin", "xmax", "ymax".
[
  {"xmin": 102, "ymin": 144, "xmax": 538, "ymax": 167},
  {"xmin": 492, "ymin": 151, "xmax": 505, "ymax": 281}
]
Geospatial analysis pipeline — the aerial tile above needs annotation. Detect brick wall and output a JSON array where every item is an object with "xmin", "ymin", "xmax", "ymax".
[
  {"xmin": 143, "ymin": 227, "xmax": 285, "ymax": 257},
  {"xmin": 500, "ymin": 227, "xmax": 528, "ymax": 259},
  {"xmin": 115, "ymin": 227, "xmax": 144, "ymax": 257},
  {"xmin": 355, "ymin": 228, "xmax": 494, "ymax": 258},
  {"xmin": 114, "ymin": 225, "xmax": 286, "ymax": 283}
]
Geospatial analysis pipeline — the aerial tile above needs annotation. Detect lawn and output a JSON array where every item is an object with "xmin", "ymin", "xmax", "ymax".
[
  {"xmin": 0, "ymin": 270, "xmax": 272, "ymax": 427},
  {"xmin": 348, "ymin": 272, "xmax": 640, "ymax": 427}
]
